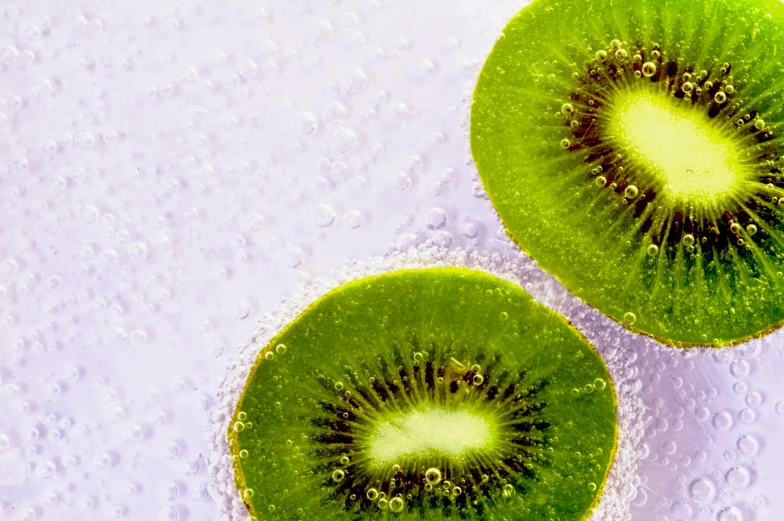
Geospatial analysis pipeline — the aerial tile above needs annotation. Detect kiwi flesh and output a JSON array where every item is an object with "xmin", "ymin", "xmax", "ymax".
[
  {"xmin": 229, "ymin": 268, "xmax": 617, "ymax": 520},
  {"xmin": 471, "ymin": 0, "xmax": 784, "ymax": 347}
]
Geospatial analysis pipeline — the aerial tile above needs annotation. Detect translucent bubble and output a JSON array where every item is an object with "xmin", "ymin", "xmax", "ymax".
[
  {"xmin": 426, "ymin": 208, "xmax": 447, "ymax": 229},
  {"xmin": 462, "ymin": 223, "xmax": 479, "ymax": 239},
  {"xmin": 730, "ymin": 360, "xmax": 750, "ymax": 378},
  {"xmin": 712, "ymin": 411, "xmax": 733, "ymax": 431},
  {"xmin": 726, "ymin": 466, "xmax": 751, "ymax": 490},
  {"xmin": 311, "ymin": 204, "xmax": 335, "ymax": 228},
  {"xmin": 331, "ymin": 127, "xmax": 359, "ymax": 154},
  {"xmin": 162, "ymin": 441, "xmax": 180, "ymax": 459},
  {"xmin": 389, "ymin": 497, "xmax": 404, "ymax": 513},
  {"xmin": 683, "ymin": 234, "xmax": 695, "ymax": 246},
  {"xmin": 647, "ymin": 244, "xmax": 659, "ymax": 256},
  {"xmin": 689, "ymin": 477, "xmax": 716, "ymax": 504},
  {"xmin": 159, "ymin": 506, "xmax": 179, "ymax": 521},
  {"xmin": 35, "ymin": 460, "xmax": 56, "ymax": 480},
  {"xmin": 718, "ymin": 506, "xmax": 744, "ymax": 521},
  {"xmin": 296, "ymin": 111, "xmax": 318, "ymax": 136},
  {"xmin": 642, "ymin": 62, "xmax": 657, "ymax": 77},
  {"xmin": 624, "ymin": 185, "xmax": 639, "ymax": 199},
  {"xmin": 123, "ymin": 424, "xmax": 144, "ymax": 444},
  {"xmin": 93, "ymin": 452, "xmax": 112, "ymax": 469},
  {"xmin": 739, "ymin": 408, "xmax": 756, "ymax": 423},
  {"xmin": 682, "ymin": 82, "xmax": 694, "ymax": 93},
  {"xmin": 344, "ymin": 211, "xmax": 363, "ymax": 229},
  {"xmin": 595, "ymin": 50, "xmax": 608, "ymax": 62},
  {"xmin": 425, "ymin": 468, "xmax": 442, "ymax": 485},
  {"xmin": 737, "ymin": 435, "xmax": 759, "ymax": 455},
  {"xmin": 560, "ymin": 138, "xmax": 571, "ymax": 149},
  {"xmin": 746, "ymin": 391, "xmax": 762, "ymax": 407},
  {"xmin": 715, "ymin": 91, "xmax": 728, "ymax": 104},
  {"xmin": 623, "ymin": 312, "xmax": 636, "ymax": 325},
  {"xmin": 392, "ymin": 171, "xmax": 411, "ymax": 190},
  {"xmin": 755, "ymin": 119, "xmax": 766, "ymax": 130},
  {"xmin": 562, "ymin": 103, "xmax": 574, "ymax": 115},
  {"xmin": 615, "ymin": 49, "xmax": 628, "ymax": 60},
  {"xmin": 433, "ymin": 231, "xmax": 452, "ymax": 248},
  {"xmin": 367, "ymin": 488, "xmax": 379, "ymax": 500},
  {"xmin": 161, "ymin": 482, "xmax": 179, "ymax": 500},
  {"xmin": 746, "ymin": 224, "xmax": 758, "ymax": 236},
  {"xmin": 183, "ymin": 458, "xmax": 200, "ymax": 475},
  {"xmin": 596, "ymin": 176, "xmax": 607, "ymax": 187}
]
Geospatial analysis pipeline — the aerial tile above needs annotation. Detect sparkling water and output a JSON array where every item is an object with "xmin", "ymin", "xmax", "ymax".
[{"xmin": 0, "ymin": 1, "xmax": 782, "ymax": 521}]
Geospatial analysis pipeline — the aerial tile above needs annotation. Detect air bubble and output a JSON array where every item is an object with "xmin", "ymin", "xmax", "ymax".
[
  {"xmin": 426, "ymin": 208, "xmax": 447, "ymax": 229},
  {"xmin": 718, "ymin": 506, "xmax": 744, "ymax": 521},
  {"xmin": 389, "ymin": 497, "xmax": 404, "ymax": 512},
  {"xmin": 623, "ymin": 312, "xmax": 636, "ymax": 325},
  {"xmin": 739, "ymin": 408, "xmax": 756, "ymax": 423},
  {"xmin": 595, "ymin": 50, "xmax": 607, "ymax": 62},
  {"xmin": 730, "ymin": 360, "xmax": 750, "ymax": 378},
  {"xmin": 562, "ymin": 103, "xmax": 574, "ymax": 115},
  {"xmin": 624, "ymin": 185, "xmax": 638, "ymax": 199},
  {"xmin": 425, "ymin": 468, "xmax": 442, "ymax": 485},
  {"xmin": 689, "ymin": 477, "xmax": 716, "ymax": 504},
  {"xmin": 344, "ymin": 211, "xmax": 363, "ymax": 229},
  {"xmin": 712, "ymin": 411, "xmax": 733, "ymax": 431},
  {"xmin": 715, "ymin": 91, "xmax": 727, "ymax": 104},
  {"xmin": 726, "ymin": 466, "xmax": 751, "ymax": 490},
  {"xmin": 596, "ymin": 176, "xmax": 607, "ymax": 187},
  {"xmin": 737, "ymin": 435, "xmax": 759, "ymax": 455},
  {"xmin": 560, "ymin": 139, "xmax": 571, "ymax": 149},
  {"xmin": 642, "ymin": 62, "xmax": 657, "ymax": 77},
  {"xmin": 647, "ymin": 244, "xmax": 659, "ymax": 256}
]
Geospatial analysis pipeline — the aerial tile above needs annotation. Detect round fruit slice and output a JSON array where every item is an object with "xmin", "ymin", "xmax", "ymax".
[
  {"xmin": 471, "ymin": 0, "xmax": 784, "ymax": 346},
  {"xmin": 229, "ymin": 268, "xmax": 617, "ymax": 521}
]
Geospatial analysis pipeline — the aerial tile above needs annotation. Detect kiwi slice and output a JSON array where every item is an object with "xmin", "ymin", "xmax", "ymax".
[
  {"xmin": 471, "ymin": 0, "xmax": 784, "ymax": 346},
  {"xmin": 228, "ymin": 268, "xmax": 617, "ymax": 520}
]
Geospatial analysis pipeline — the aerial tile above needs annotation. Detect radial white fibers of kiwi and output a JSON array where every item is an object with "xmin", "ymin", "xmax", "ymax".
[{"xmin": 205, "ymin": 245, "xmax": 645, "ymax": 521}]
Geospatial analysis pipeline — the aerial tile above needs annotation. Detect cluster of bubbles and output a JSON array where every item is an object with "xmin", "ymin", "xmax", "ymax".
[{"xmin": 207, "ymin": 244, "xmax": 646, "ymax": 521}]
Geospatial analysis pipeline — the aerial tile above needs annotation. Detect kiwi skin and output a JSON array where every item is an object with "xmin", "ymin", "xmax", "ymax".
[
  {"xmin": 471, "ymin": 0, "xmax": 784, "ymax": 347},
  {"xmin": 228, "ymin": 268, "xmax": 618, "ymax": 521}
]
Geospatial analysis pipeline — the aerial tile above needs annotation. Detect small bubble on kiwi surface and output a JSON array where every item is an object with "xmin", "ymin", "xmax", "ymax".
[
  {"xmin": 227, "ymin": 268, "xmax": 617, "ymax": 520},
  {"xmin": 472, "ymin": 0, "xmax": 784, "ymax": 346}
]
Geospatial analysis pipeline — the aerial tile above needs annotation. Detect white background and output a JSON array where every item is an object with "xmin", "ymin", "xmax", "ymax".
[{"xmin": 0, "ymin": 1, "xmax": 782, "ymax": 520}]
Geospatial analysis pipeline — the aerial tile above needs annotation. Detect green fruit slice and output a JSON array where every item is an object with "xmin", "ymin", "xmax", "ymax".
[
  {"xmin": 471, "ymin": 0, "xmax": 784, "ymax": 346},
  {"xmin": 229, "ymin": 268, "xmax": 617, "ymax": 521}
]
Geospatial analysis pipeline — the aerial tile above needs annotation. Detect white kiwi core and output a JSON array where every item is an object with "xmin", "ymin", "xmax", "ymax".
[
  {"xmin": 369, "ymin": 409, "xmax": 493, "ymax": 466},
  {"xmin": 609, "ymin": 90, "xmax": 747, "ymax": 206}
]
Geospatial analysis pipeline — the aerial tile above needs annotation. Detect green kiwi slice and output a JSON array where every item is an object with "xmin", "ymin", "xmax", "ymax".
[
  {"xmin": 229, "ymin": 268, "xmax": 617, "ymax": 520},
  {"xmin": 471, "ymin": 0, "xmax": 784, "ymax": 346}
]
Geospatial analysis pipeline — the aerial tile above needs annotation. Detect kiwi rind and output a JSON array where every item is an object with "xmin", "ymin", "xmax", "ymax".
[
  {"xmin": 229, "ymin": 268, "xmax": 617, "ymax": 521},
  {"xmin": 471, "ymin": 0, "xmax": 784, "ymax": 347}
]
